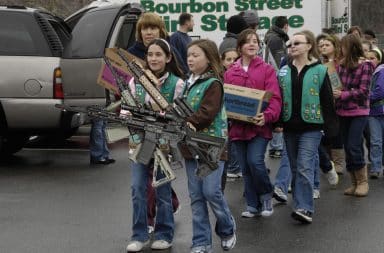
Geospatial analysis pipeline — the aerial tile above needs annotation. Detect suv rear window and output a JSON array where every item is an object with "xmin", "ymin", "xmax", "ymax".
[
  {"xmin": 63, "ymin": 8, "xmax": 117, "ymax": 59},
  {"xmin": 0, "ymin": 12, "xmax": 51, "ymax": 56}
]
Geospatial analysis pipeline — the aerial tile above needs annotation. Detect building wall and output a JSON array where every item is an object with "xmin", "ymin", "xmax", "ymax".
[{"xmin": 351, "ymin": 0, "xmax": 384, "ymax": 47}]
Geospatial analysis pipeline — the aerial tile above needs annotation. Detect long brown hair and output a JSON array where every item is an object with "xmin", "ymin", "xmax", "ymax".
[
  {"xmin": 340, "ymin": 34, "xmax": 365, "ymax": 69},
  {"xmin": 187, "ymin": 39, "xmax": 223, "ymax": 79},
  {"xmin": 322, "ymin": 34, "xmax": 342, "ymax": 63},
  {"xmin": 236, "ymin": 28, "xmax": 260, "ymax": 54},
  {"xmin": 135, "ymin": 12, "xmax": 169, "ymax": 42}
]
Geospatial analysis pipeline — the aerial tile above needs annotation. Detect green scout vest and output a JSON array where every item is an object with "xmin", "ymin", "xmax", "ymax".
[
  {"xmin": 135, "ymin": 73, "xmax": 179, "ymax": 104},
  {"xmin": 184, "ymin": 78, "xmax": 228, "ymax": 138},
  {"xmin": 278, "ymin": 64, "xmax": 327, "ymax": 123}
]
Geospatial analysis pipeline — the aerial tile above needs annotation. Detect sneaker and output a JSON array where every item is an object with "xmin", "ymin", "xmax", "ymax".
[
  {"xmin": 151, "ymin": 240, "xmax": 172, "ymax": 250},
  {"xmin": 190, "ymin": 245, "xmax": 213, "ymax": 253},
  {"xmin": 126, "ymin": 240, "xmax": 149, "ymax": 252},
  {"xmin": 291, "ymin": 209, "xmax": 312, "ymax": 224},
  {"xmin": 273, "ymin": 187, "xmax": 288, "ymax": 203},
  {"xmin": 227, "ymin": 172, "xmax": 242, "ymax": 178},
  {"xmin": 273, "ymin": 150, "xmax": 283, "ymax": 158},
  {"xmin": 221, "ymin": 233, "xmax": 236, "ymax": 251},
  {"xmin": 325, "ymin": 161, "xmax": 339, "ymax": 187},
  {"xmin": 147, "ymin": 225, "xmax": 154, "ymax": 234},
  {"xmin": 261, "ymin": 199, "xmax": 274, "ymax": 217},
  {"xmin": 173, "ymin": 205, "xmax": 181, "ymax": 214},
  {"xmin": 241, "ymin": 210, "xmax": 260, "ymax": 218},
  {"xmin": 313, "ymin": 189, "xmax": 320, "ymax": 199},
  {"xmin": 369, "ymin": 171, "xmax": 380, "ymax": 179}
]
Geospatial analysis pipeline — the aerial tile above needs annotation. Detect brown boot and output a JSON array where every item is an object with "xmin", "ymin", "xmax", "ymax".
[
  {"xmin": 354, "ymin": 166, "xmax": 369, "ymax": 197},
  {"xmin": 331, "ymin": 149, "xmax": 345, "ymax": 175},
  {"xmin": 344, "ymin": 172, "xmax": 356, "ymax": 195}
]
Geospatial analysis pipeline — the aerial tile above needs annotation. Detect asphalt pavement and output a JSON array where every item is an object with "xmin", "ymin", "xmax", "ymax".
[{"xmin": 1, "ymin": 135, "xmax": 384, "ymax": 253}]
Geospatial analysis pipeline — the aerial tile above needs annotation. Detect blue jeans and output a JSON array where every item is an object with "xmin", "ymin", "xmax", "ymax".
[
  {"xmin": 369, "ymin": 116, "xmax": 384, "ymax": 173},
  {"xmin": 285, "ymin": 131, "xmax": 322, "ymax": 213},
  {"xmin": 130, "ymin": 161, "xmax": 174, "ymax": 243},
  {"xmin": 185, "ymin": 160, "xmax": 234, "ymax": 248},
  {"xmin": 314, "ymin": 153, "xmax": 320, "ymax": 190},
  {"xmin": 274, "ymin": 143, "xmax": 291, "ymax": 194},
  {"xmin": 233, "ymin": 137, "xmax": 273, "ymax": 212},
  {"xmin": 340, "ymin": 116, "xmax": 368, "ymax": 171},
  {"xmin": 269, "ymin": 131, "xmax": 284, "ymax": 151},
  {"xmin": 227, "ymin": 140, "xmax": 241, "ymax": 174},
  {"xmin": 89, "ymin": 119, "xmax": 110, "ymax": 161}
]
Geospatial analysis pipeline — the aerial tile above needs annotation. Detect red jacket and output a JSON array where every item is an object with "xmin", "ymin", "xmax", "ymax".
[{"xmin": 224, "ymin": 56, "xmax": 282, "ymax": 140}]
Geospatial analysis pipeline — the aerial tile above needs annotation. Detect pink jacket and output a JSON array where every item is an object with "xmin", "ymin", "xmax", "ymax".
[{"xmin": 224, "ymin": 56, "xmax": 282, "ymax": 140}]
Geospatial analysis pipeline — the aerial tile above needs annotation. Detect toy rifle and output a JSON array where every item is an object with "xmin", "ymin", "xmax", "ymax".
[
  {"xmin": 56, "ymin": 104, "xmax": 226, "ymax": 180},
  {"xmin": 110, "ymin": 48, "xmax": 226, "ymax": 178}
]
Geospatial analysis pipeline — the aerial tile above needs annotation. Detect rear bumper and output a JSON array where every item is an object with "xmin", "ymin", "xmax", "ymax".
[{"xmin": 1, "ymin": 98, "xmax": 82, "ymax": 130}]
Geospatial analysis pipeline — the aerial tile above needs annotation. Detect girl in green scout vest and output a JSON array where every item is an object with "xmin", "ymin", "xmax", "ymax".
[
  {"xmin": 182, "ymin": 39, "xmax": 236, "ymax": 253},
  {"xmin": 278, "ymin": 31, "xmax": 337, "ymax": 224},
  {"xmin": 125, "ymin": 38, "xmax": 185, "ymax": 252}
]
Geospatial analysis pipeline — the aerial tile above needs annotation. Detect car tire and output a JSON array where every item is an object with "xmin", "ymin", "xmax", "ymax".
[{"xmin": 0, "ymin": 134, "xmax": 30, "ymax": 157}]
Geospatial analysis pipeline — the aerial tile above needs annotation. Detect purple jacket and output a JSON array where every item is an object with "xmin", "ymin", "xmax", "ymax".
[
  {"xmin": 224, "ymin": 56, "xmax": 282, "ymax": 141},
  {"xmin": 369, "ymin": 64, "xmax": 384, "ymax": 116},
  {"xmin": 336, "ymin": 61, "xmax": 374, "ymax": 117}
]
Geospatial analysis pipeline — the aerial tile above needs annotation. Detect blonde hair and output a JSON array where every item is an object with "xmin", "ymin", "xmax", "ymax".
[{"xmin": 135, "ymin": 12, "xmax": 169, "ymax": 42}]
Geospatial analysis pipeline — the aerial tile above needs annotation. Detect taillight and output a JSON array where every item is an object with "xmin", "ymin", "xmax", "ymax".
[{"xmin": 53, "ymin": 67, "xmax": 64, "ymax": 99}]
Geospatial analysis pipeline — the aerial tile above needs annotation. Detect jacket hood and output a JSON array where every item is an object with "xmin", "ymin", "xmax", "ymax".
[
  {"xmin": 233, "ymin": 56, "xmax": 265, "ymax": 69},
  {"xmin": 265, "ymin": 25, "xmax": 289, "ymax": 42},
  {"xmin": 374, "ymin": 64, "xmax": 384, "ymax": 76},
  {"xmin": 223, "ymin": 32, "xmax": 238, "ymax": 39},
  {"xmin": 288, "ymin": 58, "xmax": 321, "ymax": 68}
]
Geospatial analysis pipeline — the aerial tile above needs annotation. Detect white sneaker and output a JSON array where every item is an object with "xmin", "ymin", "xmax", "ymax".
[
  {"xmin": 151, "ymin": 240, "xmax": 172, "ymax": 250},
  {"xmin": 325, "ymin": 161, "xmax": 339, "ymax": 187},
  {"xmin": 147, "ymin": 225, "xmax": 154, "ymax": 234},
  {"xmin": 227, "ymin": 172, "xmax": 242, "ymax": 178},
  {"xmin": 241, "ymin": 211, "xmax": 255, "ymax": 218},
  {"xmin": 313, "ymin": 189, "xmax": 320, "ymax": 199},
  {"xmin": 273, "ymin": 187, "xmax": 288, "ymax": 203},
  {"xmin": 221, "ymin": 233, "xmax": 236, "ymax": 251},
  {"xmin": 126, "ymin": 240, "xmax": 149, "ymax": 252}
]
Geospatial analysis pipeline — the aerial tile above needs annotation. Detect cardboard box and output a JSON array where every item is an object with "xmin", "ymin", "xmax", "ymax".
[
  {"xmin": 97, "ymin": 48, "xmax": 145, "ymax": 94},
  {"xmin": 224, "ymin": 83, "xmax": 272, "ymax": 123}
]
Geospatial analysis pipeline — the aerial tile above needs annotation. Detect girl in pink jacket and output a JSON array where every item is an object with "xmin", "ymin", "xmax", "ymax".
[{"xmin": 224, "ymin": 29, "xmax": 282, "ymax": 218}]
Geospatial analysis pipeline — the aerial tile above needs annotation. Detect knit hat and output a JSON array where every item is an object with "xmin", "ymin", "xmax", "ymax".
[
  {"xmin": 226, "ymin": 15, "xmax": 248, "ymax": 35},
  {"xmin": 242, "ymin": 10, "xmax": 259, "ymax": 26}
]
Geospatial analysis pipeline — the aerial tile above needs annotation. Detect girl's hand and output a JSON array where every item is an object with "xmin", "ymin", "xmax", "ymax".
[
  {"xmin": 333, "ymin": 89, "xmax": 341, "ymax": 99},
  {"xmin": 186, "ymin": 122, "xmax": 196, "ymax": 132},
  {"xmin": 254, "ymin": 113, "xmax": 265, "ymax": 126}
]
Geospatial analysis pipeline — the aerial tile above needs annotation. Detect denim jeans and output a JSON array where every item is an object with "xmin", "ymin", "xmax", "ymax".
[
  {"xmin": 269, "ymin": 131, "xmax": 284, "ymax": 151},
  {"xmin": 284, "ymin": 131, "xmax": 322, "ymax": 213},
  {"xmin": 227, "ymin": 140, "xmax": 241, "ymax": 174},
  {"xmin": 274, "ymin": 143, "xmax": 291, "ymax": 194},
  {"xmin": 130, "ymin": 161, "xmax": 174, "ymax": 243},
  {"xmin": 89, "ymin": 119, "xmax": 110, "ymax": 161},
  {"xmin": 369, "ymin": 116, "xmax": 384, "ymax": 173},
  {"xmin": 233, "ymin": 137, "xmax": 273, "ymax": 212},
  {"xmin": 318, "ymin": 143, "xmax": 332, "ymax": 173},
  {"xmin": 314, "ymin": 153, "xmax": 320, "ymax": 190},
  {"xmin": 340, "ymin": 116, "xmax": 368, "ymax": 171},
  {"xmin": 185, "ymin": 160, "xmax": 234, "ymax": 248}
]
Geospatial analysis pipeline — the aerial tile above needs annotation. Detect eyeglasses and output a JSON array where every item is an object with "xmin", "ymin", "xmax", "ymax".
[{"xmin": 287, "ymin": 42, "xmax": 309, "ymax": 48}]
